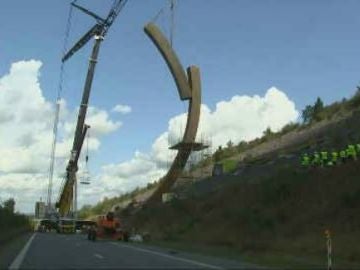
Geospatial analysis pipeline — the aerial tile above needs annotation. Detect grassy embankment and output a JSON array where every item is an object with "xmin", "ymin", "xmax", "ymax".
[
  {"xmin": 0, "ymin": 207, "xmax": 30, "ymax": 246},
  {"xmin": 126, "ymin": 93, "xmax": 360, "ymax": 268},
  {"xmin": 79, "ymin": 91, "xmax": 360, "ymax": 268},
  {"xmin": 79, "ymin": 91, "xmax": 360, "ymax": 218},
  {"xmin": 130, "ymin": 161, "xmax": 360, "ymax": 268}
]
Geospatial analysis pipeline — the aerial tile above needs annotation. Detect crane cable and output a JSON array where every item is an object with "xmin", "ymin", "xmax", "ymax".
[
  {"xmin": 58, "ymin": 0, "xmax": 77, "ymax": 100},
  {"xmin": 151, "ymin": 0, "xmax": 176, "ymax": 48},
  {"xmin": 85, "ymin": 128, "xmax": 89, "ymax": 165},
  {"xmin": 47, "ymin": 0, "xmax": 77, "ymax": 209},
  {"xmin": 169, "ymin": 0, "xmax": 175, "ymax": 48},
  {"xmin": 151, "ymin": 1, "xmax": 188, "ymax": 145}
]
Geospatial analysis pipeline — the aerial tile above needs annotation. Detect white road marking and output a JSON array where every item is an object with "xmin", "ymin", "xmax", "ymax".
[
  {"xmin": 9, "ymin": 233, "xmax": 36, "ymax": 270},
  {"xmin": 94, "ymin": 253, "xmax": 104, "ymax": 259},
  {"xmin": 111, "ymin": 243, "xmax": 223, "ymax": 269}
]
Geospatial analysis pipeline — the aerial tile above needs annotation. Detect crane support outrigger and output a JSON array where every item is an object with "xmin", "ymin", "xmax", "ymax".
[{"xmin": 56, "ymin": 0, "xmax": 128, "ymax": 217}]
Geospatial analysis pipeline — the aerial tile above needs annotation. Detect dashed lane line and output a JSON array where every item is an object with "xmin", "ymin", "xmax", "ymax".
[
  {"xmin": 9, "ymin": 233, "xmax": 36, "ymax": 270},
  {"xmin": 94, "ymin": 253, "xmax": 104, "ymax": 259},
  {"xmin": 111, "ymin": 243, "xmax": 224, "ymax": 270}
]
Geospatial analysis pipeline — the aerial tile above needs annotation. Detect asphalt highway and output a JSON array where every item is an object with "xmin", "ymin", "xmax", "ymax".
[{"xmin": 9, "ymin": 233, "xmax": 259, "ymax": 269}]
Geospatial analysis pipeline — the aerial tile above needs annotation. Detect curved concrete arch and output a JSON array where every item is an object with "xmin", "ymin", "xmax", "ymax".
[
  {"xmin": 183, "ymin": 66, "xmax": 201, "ymax": 143},
  {"xmin": 144, "ymin": 23, "xmax": 192, "ymax": 101},
  {"xmin": 143, "ymin": 23, "xmax": 202, "ymax": 204}
]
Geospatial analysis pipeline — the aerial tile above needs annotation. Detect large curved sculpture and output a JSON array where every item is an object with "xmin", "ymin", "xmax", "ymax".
[{"xmin": 144, "ymin": 23, "xmax": 204, "ymax": 204}]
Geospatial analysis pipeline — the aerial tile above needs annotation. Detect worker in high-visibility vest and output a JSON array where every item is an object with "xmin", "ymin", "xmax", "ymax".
[
  {"xmin": 340, "ymin": 150, "xmax": 347, "ymax": 163},
  {"xmin": 331, "ymin": 151, "xmax": 338, "ymax": 166},
  {"xmin": 321, "ymin": 151, "xmax": 328, "ymax": 167},
  {"xmin": 356, "ymin": 144, "xmax": 360, "ymax": 154},
  {"xmin": 347, "ymin": 145, "xmax": 357, "ymax": 161},
  {"xmin": 301, "ymin": 153, "xmax": 310, "ymax": 167},
  {"xmin": 312, "ymin": 152, "xmax": 321, "ymax": 166}
]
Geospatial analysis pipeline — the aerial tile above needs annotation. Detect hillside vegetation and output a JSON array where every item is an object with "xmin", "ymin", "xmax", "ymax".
[
  {"xmin": 79, "ymin": 88, "xmax": 360, "ymax": 218},
  {"xmin": 129, "ymin": 161, "xmax": 360, "ymax": 268},
  {"xmin": 0, "ymin": 199, "xmax": 30, "ymax": 245},
  {"xmin": 78, "ymin": 90, "xmax": 360, "ymax": 267},
  {"xmin": 123, "ymin": 90, "xmax": 360, "ymax": 268}
]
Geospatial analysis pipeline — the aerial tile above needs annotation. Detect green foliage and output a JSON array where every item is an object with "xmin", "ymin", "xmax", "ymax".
[
  {"xmin": 77, "ymin": 181, "xmax": 161, "ymax": 218},
  {"xmin": 313, "ymin": 97, "xmax": 324, "ymax": 121},
  {"xmin": 0, "ymin": 198, "xmax": 29, "ymax": 230},
  {"xmin": 226, "ymin": 140, "xmax": 234, "ymax": 148},
  {"xmin": 222, "ymin": 159, "xmax": 238, "ymax": 173},
  {"xmin": 347, "ymin": 89, "xmax": 360, "ymax": 109},
  {"xmin": 301, "ymin": 97, "xmax": 324, "ymax": 124},
  {"xmin": 3, "ymin": 198, "xmax": 15, "ymax": 213},
  {"xmin": 213, "ymin": 146, "xmax": 224, "ymax": 162},
  {"xmin": 236, "ymin": 140, "xmax": 248, "ymax": 153},
  {"xmin": 263, "ymin": 127, "xmax": 273, "ymax": 138},
  {"xmin": 83, "ymin": 87, "xmax": 360, "ymax": 222},
  {"xmin": 260, "ymin": 127, "xmax": 276, "ymax": 143},
  {"xmin": 77, "ymin": 204, "xmax": 93, "ymax": 219},
  {"xmin": 302, "ymin": 105, "xmax": 314, "ymax": 124},
  {"xmin": 300, "ymin": 88, "xmax": 360, "ymax": 125},
  {"xmin": 279, "ymin": 122, "xmax": 299, "ymax": 134}
]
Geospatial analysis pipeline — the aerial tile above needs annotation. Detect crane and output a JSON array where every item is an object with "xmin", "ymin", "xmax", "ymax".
[{"xmin": 56, "ymin": 0, "xmax": 128, "ymax": 217}]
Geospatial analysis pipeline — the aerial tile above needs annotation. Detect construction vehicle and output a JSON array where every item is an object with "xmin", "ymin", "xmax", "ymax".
[
  {"xmin": 57, "ymin": 218, "xmax": 76, "ymax": 234},
  {"xmin": 87, "ymin": 212, "xmax": 129, "ymax": 241},
  {"xmin": 55, "ymin": 0, "xmax": 128, "ymax": 218}
]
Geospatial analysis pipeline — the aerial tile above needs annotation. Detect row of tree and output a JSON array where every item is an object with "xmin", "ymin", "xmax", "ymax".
[
  {"xmin": 212, "ymin": 89, "xmax": 360, "ymax": 165},
  {"xmin": 0, "ymin": 198, "xmax": 29, "ymax": 230},
  {"xmin": 302, "ymin": 88, "xmax": 360, "ymax": 124}
]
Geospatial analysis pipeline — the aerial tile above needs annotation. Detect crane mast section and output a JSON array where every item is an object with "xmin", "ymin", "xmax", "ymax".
[
  {"xmin": 57, "ymin": 0, "xmax": 127, "ymax": 216},
  {"xmin": 71, "ymin": 37, "xmax": 102, "ymax": 157},
  {"xmin": 62, "ymin": 0, "xmax": 127, "ymax": 63},
  {"xmin": 58, "ymin": 124, "xmax": 90, "ymax": 216}
]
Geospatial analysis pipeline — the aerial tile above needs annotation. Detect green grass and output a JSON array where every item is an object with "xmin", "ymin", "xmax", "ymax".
[
  {"xmin": 143, "ymin": 239, "xmax": 335, "ymax": 269},
  {"xmin": 222, "ymin": 159, "xmax": 238, "ymax": 173},
  {"xmin": 130, "ymin": 161, "xmax": 360, "ymax": 268}
]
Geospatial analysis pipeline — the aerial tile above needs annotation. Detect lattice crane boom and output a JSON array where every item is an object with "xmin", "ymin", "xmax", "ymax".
[
  {"xmin": 57, "ymin": 0, "xmax": 127, "ymax": 217},
  {"xmin": 62, "ymin": 0, "xmax": 127, "ymax": 62}
]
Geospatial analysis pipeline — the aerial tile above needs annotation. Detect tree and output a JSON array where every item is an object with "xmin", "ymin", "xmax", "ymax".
[
  {"xmin": 226, "ymin": 140, "xmax": 234, "ymax": 149},
  {"xmin": 213, "ymin": 146, "xmax": 223, "ymax": 162},
  {"xmin": 302, "ymin": 97, "xmax": 324, "ymax": 124},
  {"xmin": 237, "ymin": 141, "xmax": 248, "ymax": 152},
  {"xmin": 313, "ymin": 97, "xmax": 324, "ymax": 121},
  {"xmin": 263, "ymin": 127, "xmax": 273, "ymax": 137},
  {"xmin": 3, "ymin": 198, "xmax": 15, "ymax": 213},
  {"xmin": 280, "ymin": 122, "xmax": 299, "ymax": 134},
  {"xmin": 302, "ymin": 104, "xmax": 314, "ymax": 124},
  {"xmin": 78, "ymin": 204, "xmax": 93, "ymax": 219}
]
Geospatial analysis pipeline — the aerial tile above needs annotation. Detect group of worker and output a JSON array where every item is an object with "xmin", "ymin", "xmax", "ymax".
[{"xmin": 301, "ymin": 144, "xmax": 360, "ymax": 167}]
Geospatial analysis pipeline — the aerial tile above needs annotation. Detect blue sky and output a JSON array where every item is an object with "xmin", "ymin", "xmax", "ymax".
[{"xmin": 1, "ymin": 0, "xmax": 360, "ymax": 211}]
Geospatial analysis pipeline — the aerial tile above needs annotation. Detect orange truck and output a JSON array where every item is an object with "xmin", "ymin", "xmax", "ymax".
[{"xmin": 87, "ymin": 211, "xmax": 129, "ymax": 241}]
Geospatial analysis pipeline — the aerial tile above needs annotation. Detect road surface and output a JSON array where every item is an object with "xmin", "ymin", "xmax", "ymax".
[{"xmin": 9, "ymin": 233, "xmax": 259, "ymax": 269}]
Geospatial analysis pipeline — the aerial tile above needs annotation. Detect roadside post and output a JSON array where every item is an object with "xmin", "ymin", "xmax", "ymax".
[{"xmin": 325, "ymin": 229, "xmax": 332, "ymax": 270}]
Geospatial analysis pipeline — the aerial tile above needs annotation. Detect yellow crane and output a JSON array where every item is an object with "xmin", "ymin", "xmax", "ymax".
[{"xmin": 56, "ymin": 0, "xmax": 128, "ymax": 217}]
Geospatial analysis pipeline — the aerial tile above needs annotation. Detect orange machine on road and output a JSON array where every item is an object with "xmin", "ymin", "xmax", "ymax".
[{"xmin": 88, "ymin": 212, "xmax": 129, "ymax": 241}]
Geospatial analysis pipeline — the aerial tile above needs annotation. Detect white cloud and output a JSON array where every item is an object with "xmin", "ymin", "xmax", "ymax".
[
  {"xmin": 112, "ymin": 104, "xmax": 132, "ymax": 114},
  {"xmin": 0, "ymin": 60, "xmax": 299, "ymax": 213},
  {"xmin": 149, "ymin": 86, "xmax": 299, "ymax": 166},
  {"xmin": 93, "ymin": 87, "xmax": 299, "ymax": 207},
  {"xmin": 0, "ymin": 60, "xmax": 122, "ymax": 213}
]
